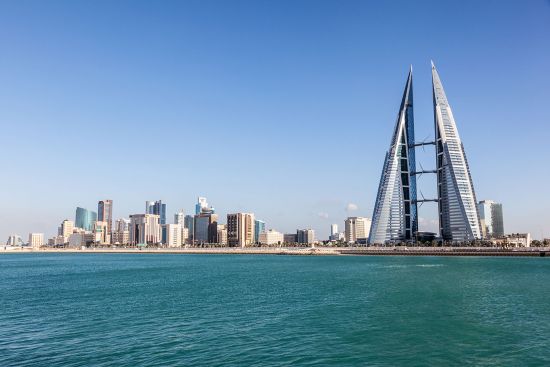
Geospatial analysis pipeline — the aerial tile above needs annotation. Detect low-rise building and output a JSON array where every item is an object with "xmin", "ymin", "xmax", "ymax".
[
  {"xmin": 490, "ymin": 233, "xmax": 531, "ymax": 248},
  {"xmin": 259, "ymin": 229, "xmax": 284, "ymax": 245}
]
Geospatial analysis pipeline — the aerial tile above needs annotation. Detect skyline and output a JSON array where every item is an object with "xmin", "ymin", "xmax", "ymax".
[{"xmin": 1, "ymin": 1, "xmax": 550, "ymax": 240}]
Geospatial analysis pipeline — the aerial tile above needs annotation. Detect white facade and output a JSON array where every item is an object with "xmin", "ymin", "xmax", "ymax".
[
  {"xmin": 28, "ymin": 233, "xmax": 44, "ymax": 249},
  {"xmin": 345, "ymin": 217, "xmax": 372, "ymax": 243},
  {"xmin": 165, "ymin": 223, "xmax": 183, "ymax": 247},
  {"xmin": 478, "ymin": 200, "xmax": 504, "ymax": 239},
  {"xmin": 59, "ymin": 220, "xmax": 74, "ymax": 238},
  {"xmin": 259, "ymin": 229, "xmax": 284, "ymax": 245},
  {"xmin": 174, "ymin": 210, "xmax": 185, "ymax": 225},
  {"xmin": 129, "ymin": 214, "xmax": 161, "ymax": 245}
]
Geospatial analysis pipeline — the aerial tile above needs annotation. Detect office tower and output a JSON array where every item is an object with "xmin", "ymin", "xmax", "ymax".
[
  {"xmin": 6, "ymin": 234, "xmax": 24, "ymax": 247},
  {"xmin": 97, "ymin": 200, "xmax": 113, "ymax": 235},
  {"xmin": 478, "ymin": 200, "xmax": 504, "ymax": 239},
  {"xmin": 331, "ymin": 224, "xmax": 338, "ymax": 237},
  {"xmin": 174, "ymin": 210, "xmax": 185, "ymax": 225},
  {"xmin": 227, "ymin": 213, "xmax": 255, "ymax": 247},
  {"xmin": 254, "ymin": 219, "xmax": 265, "ymax": 244},
  {"xmin": 93, "ymin": 221, "xmax": 109, "ymax": 245},
  {"xmin": 114, "ymin": 218, "xmax": 130, "ymax": 232},
  {"xmin": 129, "ymin": 214, "xmax": 161, "ymax": 245},
  {"xmin": 194, "ymin": 212, "xmax": 218, "ymax": 244},
  {"xmin": 59, "ymin": 219, "xmax": 74, "ymax": 238},
  {"xmin": 259, "ymin": 229, "xmax": 284, "ymax": 245},
  {"xmin": 345, "ymin": 217, "xmax": 372, "ymax": 243},
  {"xmin": 195, "ymin": 197, "xmax": 211, "ymax": 215},
  {"xmin": 184, "ymin": 215, "xmax": 194, "ymax": 242},
  {"xmin": 369, "ymin": 68, "xmax": 417, "ymax": 245},
  {"xmin": 330, "ymin": 224, "xmax": 339, "ymax": 241},
  {"xmin": 217, "ymin": 224, "xmax": 228, "ymax": 245},
  {"xmin": 112, "ymin": 219, "xmax": 130, "ymax": 245},
  {"xmin": 181, "ymin": 227, "xmax": 189, "ymax": 245},
  {"xmin": 297, "ymin": 229, "xmax": 315, "ymax": 244},
  {"xmin": 146, "ymin": 200, "xmax": 167, "ymax": 225},
  {"xmin": 165, "ymin": 224, "xmax": 183, "ymax": 247},
  {"xmin": 75, "ymin": 207, "xmax": 97, "ymax": 231},
  {"xmin": 432, "ymin": 62, "xmax": 481, "ymax": 241},
  {"xmin": 28, "ymin": 233, "xmax": 44, "ymax": 249}
]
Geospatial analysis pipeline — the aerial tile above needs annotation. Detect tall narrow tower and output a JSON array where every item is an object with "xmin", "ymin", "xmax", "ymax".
[
  {"xmin": 368, "ymin": 68, "xmax": 417, "ymax": 244},
  {"xmin": 432, "ymin": 62, "xmax": 481, "ymax": 241}
]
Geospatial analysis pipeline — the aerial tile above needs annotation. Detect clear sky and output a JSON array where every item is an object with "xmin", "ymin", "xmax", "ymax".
[{"xmin": 1, "ymin": 0, "xmax": 549, "ymax": 241}]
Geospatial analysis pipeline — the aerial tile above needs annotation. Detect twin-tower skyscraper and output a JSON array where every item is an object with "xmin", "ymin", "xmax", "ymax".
[{"xmin": 368, "ymin": 62, "xmax": 481, "ymax": 244}]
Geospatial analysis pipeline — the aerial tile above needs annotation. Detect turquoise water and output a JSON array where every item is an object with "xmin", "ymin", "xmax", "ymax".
[{"xmin": 1, "ymin": 254, "xmax": 549, "ymax": 366}]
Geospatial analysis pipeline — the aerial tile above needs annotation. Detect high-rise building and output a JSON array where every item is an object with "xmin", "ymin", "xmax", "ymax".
[
  {"xmin": 59, "ymin": 219, "xmax": 74, "ymax": 238},
  {"xmin": 369, "ymin": 68, "xmax": 417, "ymax": 245},
  {"xmin": 75, "ymin": 207, "xmax": 97, "ymax": 231},
  {"xmin": 184, "ymin": 215, "xmax": 194, "ymax": 242},
  {"xmin": 146, "ymin": 200, "xmax": 167, "ymax": 225},
  {"xmin": 194, "ymin": 213, "xmax": 218, "ymax": 244},
  {"xmin": 165, "ymin": 223, "xmax": 183, "ymax": 247},
  {"xmin": 345, "ymin": 217, "xmax": 371, "ymax": 243},
  {"xmin": 195, "ymin": 197, "xmax": 215, "ymax": 215},
  {"xmin": 97, "ymin": 200, "xmax": 113, "ymax": 235},
  {"xmin": 254, "ymin": 220, "xmax": 265, "ymax": 244},
  {"xmin": 129, "ymin": 214, "xmax": 161, "ymax": 245},
  {"xmin": 28, "ymin": 233, "xmax": 44, "ymax": 249},
  {"xmin": 329, "ymin": 224, "xmax": 340, "ymax": 241},
  {"xmin": 174, "ymin": 210, "xmax": 185, "ymax": 225},
  {"xmin": 297, "ymin": 229, "xmax": 315, "ymax": 244},
  {"xmin": 227, "ymin": 213, "xmax": 255, "ymax": 247},
  {"xmin": 6, "ymin": 234, "xmax": 24, "ymax": 247},
  {"xmin": 478, "ymin": 200, "xmax": 504, "ymax": 239},
  {"xmin": 432, "ymin": 62, "xmax": 481, "ymax": 241},
  {"xmin": 217, "ymin": 224, "xmax": 228, "ymax": 245},
  {"xmin": 93, "ymin": 221, "xmax": 110, "ymax": 245},
  {"xmin": 259, "ymin": 229, "xmax": 284, "ymax": 245}
]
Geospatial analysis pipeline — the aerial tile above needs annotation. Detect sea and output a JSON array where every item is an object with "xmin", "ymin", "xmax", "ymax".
[{"xmin": 1, "ymin": 253, "xmax": 549, "ymax": 366}]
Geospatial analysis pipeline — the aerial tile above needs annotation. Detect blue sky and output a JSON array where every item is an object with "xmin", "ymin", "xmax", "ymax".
[{"xmin": 1, "ymin": 0, "xmax": 549, "ymax": 240}]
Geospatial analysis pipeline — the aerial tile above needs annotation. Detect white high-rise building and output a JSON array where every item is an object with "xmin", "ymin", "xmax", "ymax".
[
  {"xmin": 165, "ymin": 223, "xmax": 183, "ymax": 247},
  {"xmin": 478, "ymin": 200, "xmax": 504, "ymax": 239},
  {"xmin": 174, "ymin": 210, "xmax": 185, "ymax": 225},
  {"xmin": 217, "ymin": 224, "xmax": 228, "ymax": 245},
  {"xmin": 59, "ymin": 219, "xmax": 74, "ymax": 238},
  {"xmin": 28, "ymin": 233, "xmax": 44, "ymax": 249},
  {"xmin": 345, "ymin": 217, "xmax": 372, "ymax": 243},
  {"xmin": 129, "ymin": 214, "xmax": 161, "ymax": 245}
]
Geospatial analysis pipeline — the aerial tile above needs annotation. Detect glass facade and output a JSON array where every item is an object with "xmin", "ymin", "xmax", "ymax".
[
  {"xmin": 75, "ymin": 207, "xmax": 97, "ymax": 231},
  {"xmin": 254, "ymin": 220, "xmax": 265, "ymax": 244},
  {"xmin": 432, "ymin": 62, "xmax": 481, "ymax": 241},
  {"xmin": 369, "ymin": 68, "xmax": 417, "ymax": 245}
]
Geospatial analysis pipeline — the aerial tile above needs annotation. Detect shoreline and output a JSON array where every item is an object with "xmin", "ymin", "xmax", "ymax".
[{"xmin": 1, "ymin": 247, "xmax": 549, "ymax": 257}]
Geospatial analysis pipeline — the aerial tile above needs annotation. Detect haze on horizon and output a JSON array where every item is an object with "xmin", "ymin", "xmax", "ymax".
[{"xmin": 1, "ymin": 0, "xmax": 549, "ymax": 240}]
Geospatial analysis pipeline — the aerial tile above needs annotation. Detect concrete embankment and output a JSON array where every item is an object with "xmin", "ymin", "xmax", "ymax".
[{"xmin": 2, "ymin": 247, "xmax": 549, "ymax": 257}]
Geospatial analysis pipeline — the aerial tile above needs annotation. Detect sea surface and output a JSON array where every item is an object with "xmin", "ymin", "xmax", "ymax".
[{"xmin": 1, "ymin": 254, "xmax": 549, "ymax": 366}]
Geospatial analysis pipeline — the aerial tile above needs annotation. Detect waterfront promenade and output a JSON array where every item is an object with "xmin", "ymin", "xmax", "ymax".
[{"xmin": 2, "ymin": 246, "xmax": 549, "ymax": 257}]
